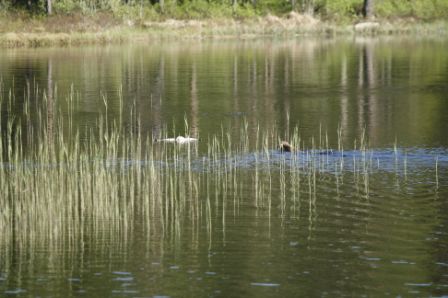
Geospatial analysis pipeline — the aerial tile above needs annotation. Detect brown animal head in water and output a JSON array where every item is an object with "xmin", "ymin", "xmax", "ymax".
[{"xmin": 280, "ymin": 141, "xmax": 293, "ymax": 152}]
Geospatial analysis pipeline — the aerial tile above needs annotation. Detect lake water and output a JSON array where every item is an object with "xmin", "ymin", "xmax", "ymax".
[{"xmin": 0, "ymin": 37, "xmax": 448, "ymax": 297}]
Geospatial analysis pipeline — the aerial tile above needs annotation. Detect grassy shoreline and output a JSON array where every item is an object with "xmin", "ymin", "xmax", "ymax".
[{"xmin": 1, "ymin": 12, "xmax": 448, "ymax": 48}]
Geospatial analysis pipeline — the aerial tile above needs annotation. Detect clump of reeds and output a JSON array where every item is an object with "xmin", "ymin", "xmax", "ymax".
[{"xmin": 0, "ymin": 83, "xmax": 440, "ymax": 260}]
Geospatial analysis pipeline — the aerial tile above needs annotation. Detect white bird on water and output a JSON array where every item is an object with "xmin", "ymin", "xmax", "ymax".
[{"xmin": 156, "ymin": 136, "xmax": 198, "ymax": 144}]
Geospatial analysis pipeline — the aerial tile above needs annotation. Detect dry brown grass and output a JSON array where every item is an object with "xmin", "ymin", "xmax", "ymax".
[
  {"xmin": 0, "ymin": 12, "xmax": 447, "ymax": 48},
  {"xmin": 0, "ymin": 11, "xmax": 121, "ymax": 34}
]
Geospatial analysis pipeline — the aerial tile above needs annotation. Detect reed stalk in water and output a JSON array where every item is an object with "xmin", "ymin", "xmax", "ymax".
[{"xmin": 436, "ymin": 156, "xmax": 439, "ymax": 190}]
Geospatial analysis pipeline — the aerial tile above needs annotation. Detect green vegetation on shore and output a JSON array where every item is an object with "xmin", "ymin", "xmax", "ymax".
[
  {"xmin": 3, "ymin": 0, "xmax": 448, "ymax": 20},
  {"xmin": 1, "ymin": 0, "xmax": 448, "ymax": 47}
]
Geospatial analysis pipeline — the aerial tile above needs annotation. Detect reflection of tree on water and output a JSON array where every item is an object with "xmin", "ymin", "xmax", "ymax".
[
  {"xmin": 46, "ymin": 56, "xmax": 54, "ymax": 144},
  {"xmin": 232, "ymin": 54, "xmax": 240, "ymax": 119},
  {"xmin": 340, "ymin": 53, "xmax": 349, "ymax": 143},
  {"xmin": 153, "ymin": 56, "xmax": 165, "ymax": 137},
  {"xmin": 357, "ymin": 38, "xmax": 378, "ymax": 144},
  {"xmin": 190, "ymin": 62, "xmax": 199, "ymax": 137}
]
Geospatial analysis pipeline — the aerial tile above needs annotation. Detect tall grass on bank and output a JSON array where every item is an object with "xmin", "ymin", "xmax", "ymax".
[
  {"xmin": 0, "ymin": 83, "xmax": 438, "ymax": 262},
  {"xmin": 1, "ymin": 11, "xmax": 448, "ymax": 48}
]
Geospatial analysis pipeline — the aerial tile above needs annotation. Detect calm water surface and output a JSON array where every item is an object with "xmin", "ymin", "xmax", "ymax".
[{"xmin": 1, "ymin": 37, "xmax": 448, "ymax": 297}]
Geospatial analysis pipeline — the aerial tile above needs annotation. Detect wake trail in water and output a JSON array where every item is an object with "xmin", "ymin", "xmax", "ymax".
[
  {"xmin": 2, "ymin": 148, "xmax": 447, "ymax": 178},
  {"xmin": 197, "ymin": 148, "xmax": 448, "ymax": 175}
]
